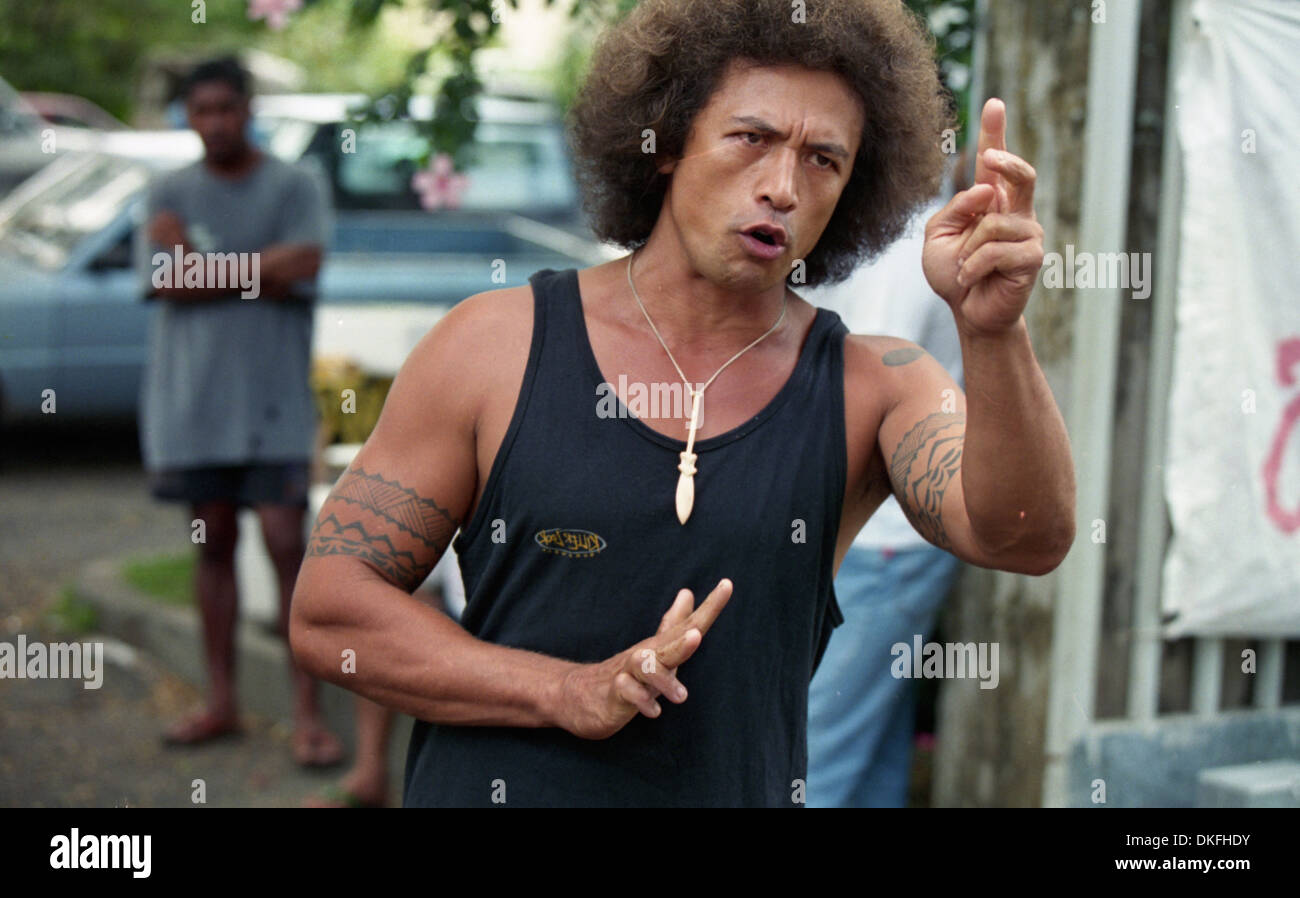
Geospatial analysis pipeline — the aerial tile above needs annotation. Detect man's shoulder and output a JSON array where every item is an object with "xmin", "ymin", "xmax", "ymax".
[
  {"xmin": 446, "ymin": 282, "xmax": 536, "ymax": 333},
  {"xmin": 845, "ymin": 332, "xmax": 955, "ymax": 382},
  {"xmin": 384, "ymin": 283, "xmax": 538, "ymax": 435},
  {"xmin": 842, "ymin": 332, "xmax": 919, "ymax": 368},
  {"xmin": 403, "ymin": 283, "xmax": 536, "ymax": 381},
  {"xmin": 841, "ymin": 332, "xmax": 929, "ymax": 411}
]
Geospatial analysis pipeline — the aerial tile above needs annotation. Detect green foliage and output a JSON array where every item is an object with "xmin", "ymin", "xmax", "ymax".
[
  {"xmin": 905, "ymin": 0, "xmax": 976, "ymax": 142},
  {"xmin": 253, "ymin": 0, "xmax": 427, "ymax": 94},
  {"xmin": 123, "ymin": 554, "xmax": 195, "ymax": 607},
  {"xmin": 47, "ymin": 587, "xmax": 100, "ymax": 636},
  {"xmin": 338, "ymin": 0, "xmax": 975, "ymax": 164},
  {"xmin": 335, "ymin": 0, "xmax": 637, "ymax": 165},
  {"xmin": 346, "ymin": 0, "xmax": 407, "ymax": 27},
  {"xmin": 341, "ymin": 0, "xmax": 507, "ymax": 167},
  {"xmin": 0, "ymin": 0, "xmax": 259, "ymax": 122},
  {"xmin": 1, "ymin": 0, "xmax": 973, "ymax": 159},
  {"xmin": 551, "ymin": 0, "xmax": 638, "ymax": 112}
]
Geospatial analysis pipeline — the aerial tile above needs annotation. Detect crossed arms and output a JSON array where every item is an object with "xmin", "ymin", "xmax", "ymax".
[{"xmin": 143, "ymin": 209, "xmax": 322, "ymax": 302}]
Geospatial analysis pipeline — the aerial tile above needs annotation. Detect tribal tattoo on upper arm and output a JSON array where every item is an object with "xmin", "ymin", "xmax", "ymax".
[
  {"xmin": 305, "ymin": 467, "xmax": 460, "ymax": 592},
  {"xmin": 887, "ymin": 412, "xmax": 965, "ymax": 551}
]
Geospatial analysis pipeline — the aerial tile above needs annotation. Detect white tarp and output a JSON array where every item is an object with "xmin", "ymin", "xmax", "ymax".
[{"xmin": 1162, "ymin": 0, "xmax": 1300, "ymax": 635}]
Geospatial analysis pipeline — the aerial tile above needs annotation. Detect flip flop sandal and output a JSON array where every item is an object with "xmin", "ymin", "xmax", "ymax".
[{"xmin": 304, "ymin": 784, "xmax": 385, "ymax": 809}]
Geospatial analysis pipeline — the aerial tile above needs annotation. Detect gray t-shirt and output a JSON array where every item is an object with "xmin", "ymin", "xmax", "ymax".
[{"xmin": 135, "ymin": 154, "xmax": 331, "ymax": 470}]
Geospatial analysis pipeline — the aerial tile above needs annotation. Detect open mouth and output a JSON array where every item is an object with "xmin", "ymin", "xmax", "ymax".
[
  {"xmin": 738, "ymin": 223, "xmax": 789, "ymax": 262},
  {"xmin": 744, "ymin": 225, "xmax": 785, "ymax": 247},
  {"xmin": 739, "ymin": 225, "xmax": 787, "ymax": 260}
]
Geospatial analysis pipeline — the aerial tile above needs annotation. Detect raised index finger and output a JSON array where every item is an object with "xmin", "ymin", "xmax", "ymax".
[{"xmin": 972, "ymin": 98, "xmax": 1008, "ymax": 188}]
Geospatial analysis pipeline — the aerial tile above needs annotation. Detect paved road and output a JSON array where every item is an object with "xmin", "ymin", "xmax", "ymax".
[
  {"xmin": 0, "ymin": 422, "xmax": 378, "ymax": 808},
  {"xmin": 0, "ymin": 422, "xmax": 188, "ymax": 622}
]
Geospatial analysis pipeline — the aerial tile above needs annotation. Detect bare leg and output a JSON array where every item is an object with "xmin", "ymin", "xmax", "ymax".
[
  {"xmin": 259, "ymin": 502, "xmax": 344, "ymax": 767},
  {"xmin": 304, "ymin": 698, "xmax": 394, "ymax": 807},
  {"xmin": 165, "ymin": 501, "xmax": 241, "ymax": 743},
  {"xmin": 346, "ymin": 698, "xmax": 394, "ymax": 801}
]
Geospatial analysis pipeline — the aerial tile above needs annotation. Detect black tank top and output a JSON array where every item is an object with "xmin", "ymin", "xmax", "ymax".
[{"xmin": 404, "ymin": 267, "xmax": 849, "ymax": 807}]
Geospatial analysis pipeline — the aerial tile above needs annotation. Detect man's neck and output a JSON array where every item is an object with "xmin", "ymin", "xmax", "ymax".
[
  {"xmin": 626, "ymin": 223, "xmax": 792, "ymax": 351},
  {"xmin": 203, "ymin": 144, "xmax": 263, "ymax": 181}
]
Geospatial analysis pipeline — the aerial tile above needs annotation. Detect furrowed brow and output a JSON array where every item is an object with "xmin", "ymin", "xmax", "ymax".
[
  {"xmin": 728, "ymin": 115, "xmax": 850, "ymax": 160},
  {"xmin": 730, "ymin": 115, "xmax": 782, "ymax": 136},
  {"xmin": 808, "ymin": 140, "xmax": 850, "ymax": 161}
]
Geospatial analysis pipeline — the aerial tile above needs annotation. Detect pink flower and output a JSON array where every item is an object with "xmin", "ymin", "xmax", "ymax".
[
  {"xmin": 411, "ymin": 153, "xmax": 470, "ymax": 211},
  {"xmin": 247, "ymin": 0, "xmax": 302, "ymax": 31}
]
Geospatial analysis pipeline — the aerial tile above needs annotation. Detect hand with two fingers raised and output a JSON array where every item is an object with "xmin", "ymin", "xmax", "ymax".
[{"xmin": 556, "ymin": 578, "xmax": 733, "ymax": 741}]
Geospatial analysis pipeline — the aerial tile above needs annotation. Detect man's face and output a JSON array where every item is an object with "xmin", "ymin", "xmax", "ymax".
[
  {"xmin": 659, "ymin": 61, "xmax": 864, "ymax": 292},
  {"xmin": 185, "ymin": 81, "xmax": 250, "ymax": 163}
]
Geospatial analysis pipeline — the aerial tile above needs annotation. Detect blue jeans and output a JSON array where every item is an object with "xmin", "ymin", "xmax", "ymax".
[{"xmin": 807, "ymin": 544, "xmax": 961, "ymax": 807}]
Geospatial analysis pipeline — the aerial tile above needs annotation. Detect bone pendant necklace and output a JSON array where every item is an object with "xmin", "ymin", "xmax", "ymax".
[{"xmin": 626, "ymin": 251, "xmax": 788, "ymax": 524}]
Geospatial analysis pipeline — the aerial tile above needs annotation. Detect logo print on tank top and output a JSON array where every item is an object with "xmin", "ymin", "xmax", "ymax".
[{"xmin": 534, "ymin": 528, "xmax": 607, "ymax": 557}]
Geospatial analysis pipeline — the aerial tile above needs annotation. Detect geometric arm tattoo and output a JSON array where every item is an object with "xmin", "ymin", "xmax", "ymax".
[
  {"xmin": 886, "ymin": 412, "xmax": 965, "ymax": 551},
  {"xmin": 305, "ymin": 467, "xmax": 460, "ymax": 592}
]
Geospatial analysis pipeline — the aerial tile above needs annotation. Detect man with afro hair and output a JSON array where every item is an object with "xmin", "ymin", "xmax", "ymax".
[{"xmin": 291, "ymin": 0, "xmax": 1074, "ymax": 807}]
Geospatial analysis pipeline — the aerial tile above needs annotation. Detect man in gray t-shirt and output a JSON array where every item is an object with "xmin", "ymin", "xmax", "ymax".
[{"xmin": 136, "ymin": 56, "xmax": 342, "ymax": 766}]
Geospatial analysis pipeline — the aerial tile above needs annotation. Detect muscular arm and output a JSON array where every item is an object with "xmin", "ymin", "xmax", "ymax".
[
  {"xmin": 289, "ymin": 289, "xmax": 573, "ymax": 727},
  {"xmin": 955, "ymin": 318, "xmax": 1074, "ymax": 566},
  {"xmin": 865, "ymin": 332, "xmax": 1073, "ymax": 575},
  {"xmin": 889, "ymin": 98, "xmax": 1074, "ymax": 572}
]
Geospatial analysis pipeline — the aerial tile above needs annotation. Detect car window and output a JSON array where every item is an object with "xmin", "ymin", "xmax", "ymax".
[
  {"xmin": 0, "ymin": 154, "xmax": 148, "ymax": 270},
  {"xmin": 335, "ymin": 121, "xmax": 425, "ymax": 201},
  {"xmin": 0, "ymin": 103, "xmax": 41, "ymax": 137},
  {"xmin": 90, "ymin": 226, "xmax": 134, "ymax": 270},
  {"xmin": 303, "ymin": 118, "xmax": 576, "ymax": 213},
  {"xmin": 260, "ymin": 115, "xmax": 319, "ymax": 163}
]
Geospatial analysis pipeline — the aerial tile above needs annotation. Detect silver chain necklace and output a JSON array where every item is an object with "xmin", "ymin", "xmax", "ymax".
[{"xmin": 626, "ymin": 250, "xmax": 788, "ymax": 524}]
